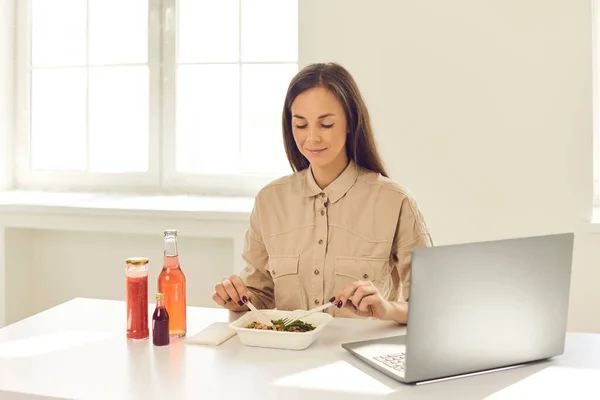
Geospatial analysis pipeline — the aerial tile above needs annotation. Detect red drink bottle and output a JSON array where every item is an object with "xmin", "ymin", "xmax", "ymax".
[
  {"xmin": 126, "ymin": 257, "xmax": 149, "ymax": 340},
  {"xmin": 158, "ymin": 230, "xmax": 187, "ymax": 338},
  {"xmin": 152, "ymin": 293, "xmax": 170, "ymax": 346}
]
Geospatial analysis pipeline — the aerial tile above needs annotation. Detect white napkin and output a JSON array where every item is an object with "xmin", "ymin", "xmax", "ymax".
[{"xmin": 184, "ymin": 322, "xmax": 237, "ymax": 346}]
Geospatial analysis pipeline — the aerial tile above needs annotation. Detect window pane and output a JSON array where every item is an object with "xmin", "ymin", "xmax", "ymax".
[
  {"xmin": 177, "ymin": 65, "xmax": 239, "ymax": 174},
  {"xmin": 241, "ymin": 0, "xmax": 298, "ymax": 62},
  {"xmin": 241, "ymin": 64, "xmax": 297, "ymax": 175},
  {"xmin": 31, "ymin": 69, "xmax": 86, "ymax": 171},
  {"xmin": 88, "ymin": 0, "xmax": 148, "ymax": 65},
  {"xmin": 88, "ymin": 66, "xmax": 149, "ymax": 173},
  {"xmin": 178, "ymin": 0, "xmax": 239, "ymax": 63},
  {"xmin": 31, "ymin": 0, "xmax": 86, "ymax": 67}
]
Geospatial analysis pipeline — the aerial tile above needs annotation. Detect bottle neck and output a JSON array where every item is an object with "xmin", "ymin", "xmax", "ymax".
[
  {"xmin": 156, "ymin": 299, "xmax": 166, "ymax": 308},
  {"xmin": 163, "ymin": 233, "xmax": 180, "ymax": 269},
  {"xmin": 164, "ymin": 234, "xmax": 178, "ymax": 257},
  {"xmin": 163, "ymin": 255, "xmax": 180, "ymax": 269}
]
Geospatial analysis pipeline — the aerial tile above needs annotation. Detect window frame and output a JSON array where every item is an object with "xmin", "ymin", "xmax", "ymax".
[
  {"xmin": 594, "ymin": 0, "xmax": 600, "ymax": 210},
  {"xmin": 14, "ymin": 0, "xmax": 296, "ymax": 196}
]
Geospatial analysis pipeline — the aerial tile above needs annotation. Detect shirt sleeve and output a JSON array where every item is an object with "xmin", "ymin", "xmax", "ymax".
[
  {"xmin": 238, "ymin": 195, "xmax": 275, "ymax": 309},
  {"xmin": 390, "ymin": 194, "xmax": 434, "ymax": 302}
]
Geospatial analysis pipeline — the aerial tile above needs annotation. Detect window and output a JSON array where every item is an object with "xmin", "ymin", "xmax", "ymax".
[{"xmin": 15, "ymin": 0, "xmax": 298, "ymax": 195}]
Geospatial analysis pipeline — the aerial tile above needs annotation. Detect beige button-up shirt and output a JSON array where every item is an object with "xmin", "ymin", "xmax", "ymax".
[{"xmin": 240, "ymin": 160, "xmax": 433, "ymax": 318}]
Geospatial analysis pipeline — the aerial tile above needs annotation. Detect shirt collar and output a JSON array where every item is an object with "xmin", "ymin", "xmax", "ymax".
[{"xmin": 302, "ymin": 160, "xmax": 359, "ymax": 204}]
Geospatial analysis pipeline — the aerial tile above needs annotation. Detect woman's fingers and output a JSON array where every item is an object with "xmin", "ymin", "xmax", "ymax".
[
  {"xmin": 212, "ymin": 290, "xmax": 226, "ymax": 306},
  {"xmin": 355, "ymin": 293, "xmax": 380, "ymax": 317},
  {"xmin": 336, "ymin": 280, "xmax": 371, "ymax": 309},
  {"xmin": 349, "ymin": 303, "xmax": 373, "ymax": 318},
  {"xmin": 222, "ymin": 277, "xmax": 243, "ymax": 306},
  {"xmin": 352, "ymin": 285, "xmax": 378, "ymax": 312},
  {"xmin": 229, "ymin": 275, "xmax": 250, "ymax": 304},
  {"xmin": 212, "ymin": 275, "xmax": 250, "ymax": 310},
  {"xmin": 213, "ymin": 283, "xmax": 235, "ymax": 308}
]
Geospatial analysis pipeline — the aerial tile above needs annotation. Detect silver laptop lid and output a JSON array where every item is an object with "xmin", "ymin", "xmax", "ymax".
[{"xmin": 404, "ymin": 233, "xmax": 574, "ymax": 383}]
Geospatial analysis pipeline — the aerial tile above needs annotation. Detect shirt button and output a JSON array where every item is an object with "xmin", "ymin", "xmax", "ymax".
[
  {"xmin": 314, "ymin": 269, "xmax": 320, "ymax": 275},
  {"xmin": 362, "ymin": 273, "xmax": 369, "ymax": 279},
  {"xmin": 314, "ymin": 299, "xmax": 320, "ymax": 305},
  {"xmin": 320, "ymin": 210, "xmax": 325, "ymax": 216},
  {"xmin": 318, "ymin": 239, "xmax": 323, "ymax": 245},
  {"xmin": 320, "ymin": 193, "xmax": 326, "ymax": 198},
  {"xmin": 272, "ymin": 270, "xmax": 276, "ymax": 275}
]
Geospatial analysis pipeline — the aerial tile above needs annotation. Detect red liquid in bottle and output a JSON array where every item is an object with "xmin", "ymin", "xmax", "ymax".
[
  {"xmin": 158, "ymin": 256, "xmax": 186, "ymax": 337},
  {"xmin": 153, "ymin": 293, "xmax": 170, "ymax": 346},
  {"xmin": 126, "ymin": 275, "xmax": 149, "ymax": 340},
  {"xmin": 158, "ymin": 230, "xmax": 187, "ymax": 338}
]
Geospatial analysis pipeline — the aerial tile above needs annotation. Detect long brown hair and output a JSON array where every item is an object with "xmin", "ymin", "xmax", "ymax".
[{"xmin": 282, "ymin": 62, "xmax": 389, "ymax": 178}]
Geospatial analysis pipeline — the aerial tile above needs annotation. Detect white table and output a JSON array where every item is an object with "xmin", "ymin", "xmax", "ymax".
[{"xmin": 0, "ymin": 298, "xmax": 599, "ymax": 400}]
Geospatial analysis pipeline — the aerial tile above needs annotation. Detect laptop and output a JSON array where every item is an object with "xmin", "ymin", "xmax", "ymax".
[{"xmin": 342, "ymin": 233, "xmax": 574, "ymax": 384}]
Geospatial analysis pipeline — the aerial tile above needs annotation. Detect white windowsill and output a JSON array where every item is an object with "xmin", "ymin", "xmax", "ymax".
[
  {"xmin": 0, "ymin": 190, "xmax": 254, "ymax": 241},
  {"xmin": 582, "ymin": 208, "xmax": 600, "ymax": 233},
  {"xmin": 0, "ymin": 190, "xmax": 254, "ymax": 221}
]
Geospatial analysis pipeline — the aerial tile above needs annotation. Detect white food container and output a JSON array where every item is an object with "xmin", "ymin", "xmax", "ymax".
[{"xmin": 229, "ymin": 309, "xmax": 333, "ymax": 350}]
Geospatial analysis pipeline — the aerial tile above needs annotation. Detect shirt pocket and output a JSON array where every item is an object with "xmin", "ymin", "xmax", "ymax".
[
  {"xmin": 267, "ymin": 255, "xmax": 306, "ymax": 311},
  {"xmin": 334, "ymin": 256, "xmax": 391, "ymax": 298}
]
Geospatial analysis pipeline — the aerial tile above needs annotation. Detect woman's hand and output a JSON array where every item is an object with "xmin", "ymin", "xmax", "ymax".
[
  {"xmin": 334, "ymin": 280, "xmax": 394, "ymax": 320},
  {"xmin": 212, "ymin": 274, "xmax": 250, "ymax": 311}
]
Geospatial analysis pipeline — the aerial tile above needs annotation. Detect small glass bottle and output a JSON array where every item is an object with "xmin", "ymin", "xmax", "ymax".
[
  {"xmin": 125, "ymin": 257, "xmax": 149, "ymax": 340},
  {"xmin": 152, "ymin": 293, "xmax": 170, "ymax": 346},
  {"xmin": 158, "ymin": 229, "xmax": 187, "ymax": 338}
]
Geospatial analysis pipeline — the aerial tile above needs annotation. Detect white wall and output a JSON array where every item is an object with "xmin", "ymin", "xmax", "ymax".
[
  {"xmin": 4, "ymin": 0, "xmax": 600, "ymax": 332},
  {"xmin": 301, "ymin": 0, "xmax": 597, "ymax": 331},
  {"xmin": 5, "ymin": 229, "xmax": 233, "ymax": 323}
]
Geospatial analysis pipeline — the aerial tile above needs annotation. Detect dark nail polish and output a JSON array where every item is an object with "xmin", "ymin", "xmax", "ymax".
[
  {"xmin": 242, "ymin": 296, "xmax": 248, "ymax": 303},
  {"xmin": 238, "ymin": 300, "xmax": 244, "ymax": 306},
  {"xmin": 329, "ymin": 296, "xmax": 336, "ymax": 303},
  {"xmin": 226, "ymin": 297, "xmax": 232, "ymax": 302},
  {"xmin": 337, "ymin": 300, "xmax": 342, "ymax": 308}
]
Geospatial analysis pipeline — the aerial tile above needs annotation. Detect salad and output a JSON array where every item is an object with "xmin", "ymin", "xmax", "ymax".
[{"xmin": 245, "ymin": 319, "xmax": 316, "ymax": 332}]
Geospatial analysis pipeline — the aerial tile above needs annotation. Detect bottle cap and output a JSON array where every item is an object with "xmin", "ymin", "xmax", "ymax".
[
  {"xmin": 126, "ymin": 257, "xmax": 149, "ymax": 265},
  {"xmin": 156, "ymin": 293, "xmax": 165, "ymax": 301},
  {"xmin": 164, "ymin": 229, "xmax": 178, "ymax": 236}
]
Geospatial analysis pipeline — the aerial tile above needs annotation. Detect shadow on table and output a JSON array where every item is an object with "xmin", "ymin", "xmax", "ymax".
[
  {"xmin": 254, "ymin": 357, "xmax": 554, "ymax": 400},
  {"xmin": 210, "ymin": 342, "xmax": 551, "ymax": 399},
  {"xmin": 217, "ymin": 314, "xmax": 600, "ymax": 399},
  {"xmin": 326, "ymin": 354, "xmax": 600, "ymax": 400}
]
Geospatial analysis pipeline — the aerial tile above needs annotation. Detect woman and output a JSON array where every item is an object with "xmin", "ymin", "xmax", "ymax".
[{"xmin": 212, "ymin": 62, "xmax": 433, "ymax": 324}]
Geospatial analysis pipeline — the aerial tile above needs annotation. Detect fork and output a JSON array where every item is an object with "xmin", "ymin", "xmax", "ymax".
[
  {"xmin": 281, "ymin": 302, "xmax": 334, "ymax": 327},
  {"xmin": 246, "ymin": 300, "xmax": 273, "ymax": 327}
]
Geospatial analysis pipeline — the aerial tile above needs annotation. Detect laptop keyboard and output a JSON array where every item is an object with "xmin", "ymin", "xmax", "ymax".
[{"xmin": 373, "ymin": 353, "xmax": 406, "ymax": 371}]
